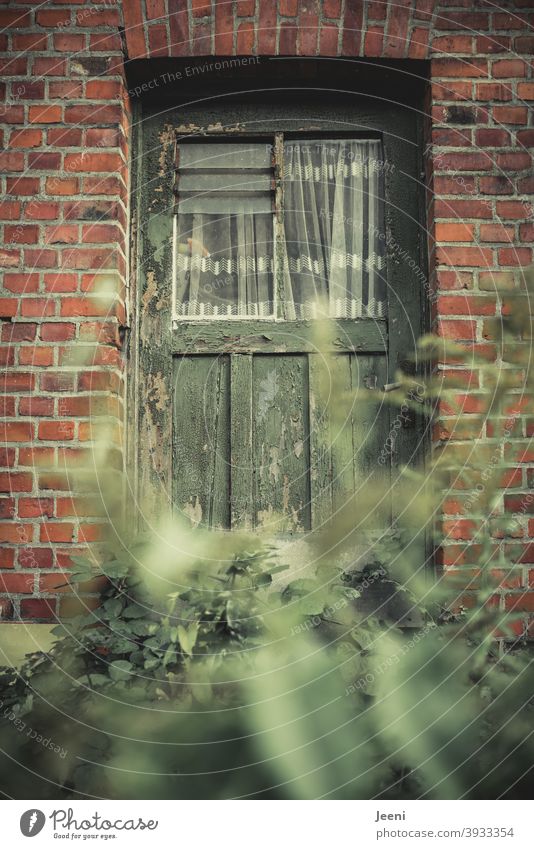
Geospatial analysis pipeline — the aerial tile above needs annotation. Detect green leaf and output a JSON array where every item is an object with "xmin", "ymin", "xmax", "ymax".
[
  {"xmin": 87, "ymin": 674, "xmax": 110, "ymax": 687},
  {"xmin": 178, "ymin": 622, "xmax": 199, "ymax": 656},
  {"xmin": 101, "ymin": 559, "xmax": 131, "ymax": 579},
  {"xmin": 122, "ymin": 604, "xmax": 148, "ymax": 619},
  {"xmin": 109, "ymin": 660, "xmax": 133, "ymax": 681}
]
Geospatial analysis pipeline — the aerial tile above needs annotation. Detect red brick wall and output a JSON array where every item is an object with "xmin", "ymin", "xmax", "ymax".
[
  {"xmin": 0, "ymin": 1, "xmax": 129, "ymax": 620},
  {"xmin": 1, "ymin": 1, "xmax": 533, "ymax": 629}
]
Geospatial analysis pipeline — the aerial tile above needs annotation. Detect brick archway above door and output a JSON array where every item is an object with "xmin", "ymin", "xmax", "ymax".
[{"xmin": 122, "ymin": 1, "xmax": 434, "ymax": 60}]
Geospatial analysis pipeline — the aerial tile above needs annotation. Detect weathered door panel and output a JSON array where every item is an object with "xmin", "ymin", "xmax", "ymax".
[
  {"xmin": 309, "ymin": 353, "xmax": 390, "ymax": 530},
  {"xmin": 173, "ymin": 350, "xmax": 390, "ymax": 533},
  {"xmin": 252, "ymin": 354, "xmax": 311, "ymax": 533},
  {"xmin": 172, "ymin": 355, "xmax": 231, "ymax": 528}
]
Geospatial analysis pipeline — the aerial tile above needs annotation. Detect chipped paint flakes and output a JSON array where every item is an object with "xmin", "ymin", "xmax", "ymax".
[
  {"xmin": 147, "ymin": 372, "xmax": 170, "ymax": 412},
  {"xmin": 183, "ymin": 496, "xmax": 203, "ymax": 527}
]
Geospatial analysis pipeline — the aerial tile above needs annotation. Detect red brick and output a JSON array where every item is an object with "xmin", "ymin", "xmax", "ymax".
[
  {"xmin": 436, "ymin": 152, "xmax": 492, "ymax": 171},
  {"xmin": 64, "ymin": 105, "xmax": 123, "ymax": 126},
  {"xmin": 7, "ymin": 177, "xmax": 39, "ymax": 196},
  {"xmin": 492, "ymin": 59, "xmax": 527, "ymax": 78},
  {"xmin": 0, "ymin": 473, "xmax": 33, "ymax": 493},
  {"xmin": 85, "ymin": 80, "xmax": 123, "ymax": 100},
  {"xmin": 40, "ymin": 523, "xmax": 75, "ymax": 544},
  {"xmin": 18, "ymin": 498, "xmax": 54, "ymax": 519},
  {"xmin": 18, "ymin": 346, "xmax": 54, "ymax": 366},
  {"xmin": 0, "ymin": 552, "xmax": 14, "ymax": 572},
  {"xmin": 44, "ymin": 273, "xmax": 78, "ymax": 293},
  {"xmin": 40, "ymin": 372, "xmax": 75, "ymax": 393},
  {"xmin": 19, "ymin": 448, "xmax": 54, "ymax": 468},
  {"xmin": 37, "ymin": 573, "xmax": 70, "ymax": 594},
  {"xmin": 475, "ymin": 128, "xmax": 510, "ymax": 147},
  {"xmin": 40, "ymin": 322, "xmax": 76, "ymax": 342},
  {"xmin": 496, "ymin": 201, "xmax": 531, "ymax": 220},
  {"xmin": 496, "ymin": 152, "xmax": 531, "ymax": 170},
  {"xmin": 38, "ymin": 421, "xmax": 75, "ymax": 441},
  {"xmin": 61, "ymin": 247, "xmax": 118, "ymax": 270},
  {"xmin": 498, "ymin": 248, "xmax": 532, "ymax": 266},
  {"xmin": 479, "ymin": 176, "xmax": 513, "ymax": 195},
  {"xmin": 28, "ymin": 151, "xmax": 62, "ymax": 170},
  {"xmin": 493, "ymin": 106, "xmax": 528, "ymax": 124},
  {"xmin": 38, "ymin": 472, "xmax": 69, "ymax": 492},
  {"xmin": 435, "ymin": 222, "xmax": 474, "ymax": 242},
  {"xmin": 48, "ymin": 80, "xmax": 84, "ymax": 100},
  {"xmin": 19, "ymin": 397, "xmax": 54, "ymax": 417},
  {"xmin": 20, "ymin": 300, "xmax": 55, "ymax": 319},
  {"xmin": 0, "ymin": 573, "xmax": 34, "ymax": 593},
  {"xmin": 59, "ymin": 297, "xmax": 109, "ymax": 318},
  {"xmin": 0, "ymin": 394, "xmax": 16, "ymax": 414},
  {"xmin": 480, "ymin": 224, "xmax": 514, "ymax": 243},
  {"xmin": 279, "ymin": 0, "xmax": 298, "ymax": 14},
  {"xmin": 0, "ymin": 499, "xmax": 15, "ymax": 520},
  {"xmin": 433, "ymin": 35, "xmax": 473, "ymax": 54},
  {"xmin": 4, "ymin": 225, "xmax": 38, "ymax": 245},
  {"xmin": 515, "ymin": 36, "xmax": 534, "ymax": 54},
  {"xmin": 437, "ymin": 246, "xmax": 493, "ymax": 268},
  {"xmin": 45, "ymin": 224, "xmax": 79, "ymax": 245},
  {"xmin": 29, "ymin": 105, "xmax": 62, "ymax": 124},
  {"xmin": 505, "ymin": 593, "xmax": 534, "ymax": 613},
  {"xmin": 8, "ymin": 129, "xmax": 42, "ymax": 149},
  {"xmin": 0, "ymin": 250, "xmax": 21, "ymax": 268},
  {"xmin": 476, "ymin": 82, "xmax": 512, "ymax": 101},
  {"xmin": 0, "ymin": 201, "xmax": 21, "ymax": 220},
  {"xmin": 53, "ymin": 33, "xmax": 86, "ymax": 52},
  {"xmin": 11, "ymin": 33, "xmax": 48, "ymax": 51},
  {"xmin": 2, "ymin": 324, "xmax": 37, "ymax": 344},
  {"xmin": 19, "ymin": 548, "xmax": 53, "ymax": 569},
  {"xmin": 363, "ymin": 24, "xmax": 384, "ymax": 56},
  {"xmin": 33, "ymin": 58, "xmax": 67, "ymax": 77},
  {"xmin": 431, "ymin": 58, "xmax": 488, "ymax": 78},
  {"xmin": 25, "ymin": 202, "xmax": 61, "ymax": 221},
  {"xmin": 279, "ymin": 21, "xmax": 298, "ymax": 53},
  {"xmin": 45, "ymin": 177, "xmax": 79, "ymax": 196},
  {"xmin": 64, "ymin": 152, "xmax": 122, "ymax": 173},
  {"xmin": 20, "ymin": 599, "xmax": 56, "ymax": 620},
  {"xmin": 236, "ymin": 21, "xmax": 254, "ymax": 52},
  {"xmin": 0, "ymin": 448, "xmax": 15, "ymax": 468},
  {"xmin": 476, "ymin": 35, "xmax": 511, "ymax": 54},
  {"xmin": 437, "ymin": 296, "xmax": 496, "ymax": 316},
  {"xmin": 519, "ymin": 223, "xmax": 534, "ymax": 243},
  {"xmin": 0, "ymin": 421, "xmax": 33, "ymax": 442},
  {"xmin": 47, "ymin": 128, "xmax": 82, "ymax": 147},
  {"xmin": 438, "ymin": 320, "xmax": 477, "ymax": 341},
  {"xmin": 0, "ymin": 152, "xmax": 24, "ymax": 172}
]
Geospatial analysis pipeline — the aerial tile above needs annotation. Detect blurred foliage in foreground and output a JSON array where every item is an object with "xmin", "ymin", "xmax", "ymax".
[{"xmin": 1, "ymin": 272, "xmax": 534, "ymax": 800}]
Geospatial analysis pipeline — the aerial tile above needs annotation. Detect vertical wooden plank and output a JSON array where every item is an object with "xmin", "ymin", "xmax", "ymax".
[
  {"xmin": 137, "ymin": 114, "xmax": 176, "ymax": 519},
  {"xmin": 350, "ymin": 353, "xmax": 391, "ymax": 525},
  {"xmin": 330, "ymin": 354, "xmax": 356, "ymax": 517},
  {"xmin": 308, "ymin": 354, "xmax": 333, "ymax": 530},
  {"xmin": 173, "ymin": 356, "xmax": 230, "ymax": 528},
  {"xmin": 230, "ymin": 354, "xmax": 253, "ymax": 530},
  {"xmin": 253, "ymin": 354, "xmax": 311, "ymax": 532}
]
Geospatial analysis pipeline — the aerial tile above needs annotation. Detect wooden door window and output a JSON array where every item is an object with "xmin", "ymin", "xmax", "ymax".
[{"xmin": 173, "ymin": 136, "xmax": 386, "ymax": 322}]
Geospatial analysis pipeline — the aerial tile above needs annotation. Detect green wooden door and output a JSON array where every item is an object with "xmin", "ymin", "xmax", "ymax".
[
  {"xmin": 135, "ymin": 96, "xmax": 426, "ymax": 538},
  {"xmin": 172, "ymin": 324, "xmax": 389, "ymax": 532}
]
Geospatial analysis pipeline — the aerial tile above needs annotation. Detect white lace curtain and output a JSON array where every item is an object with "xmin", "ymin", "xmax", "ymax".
[
  {"xmin": 174, "ymin": 139, "xmax": 386, "ymax": 319},
  {"xmin": 282, "ymin": 139, "xmax": 386, "ymax": 319}
]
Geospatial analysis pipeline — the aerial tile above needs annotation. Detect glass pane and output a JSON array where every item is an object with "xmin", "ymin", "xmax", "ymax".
[
  {"xmin": 283, "ymin": 139, "xmax": 387, "ymax": 319},
  {"xmin": 174, "ymin": 143, "xmax": 275, "ymax": 319}
]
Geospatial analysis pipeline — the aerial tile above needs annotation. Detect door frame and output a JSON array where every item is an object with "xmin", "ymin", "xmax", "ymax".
[{"xmin": 129, "ymin": 89, "xmax": 430, "ymax": 549}]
